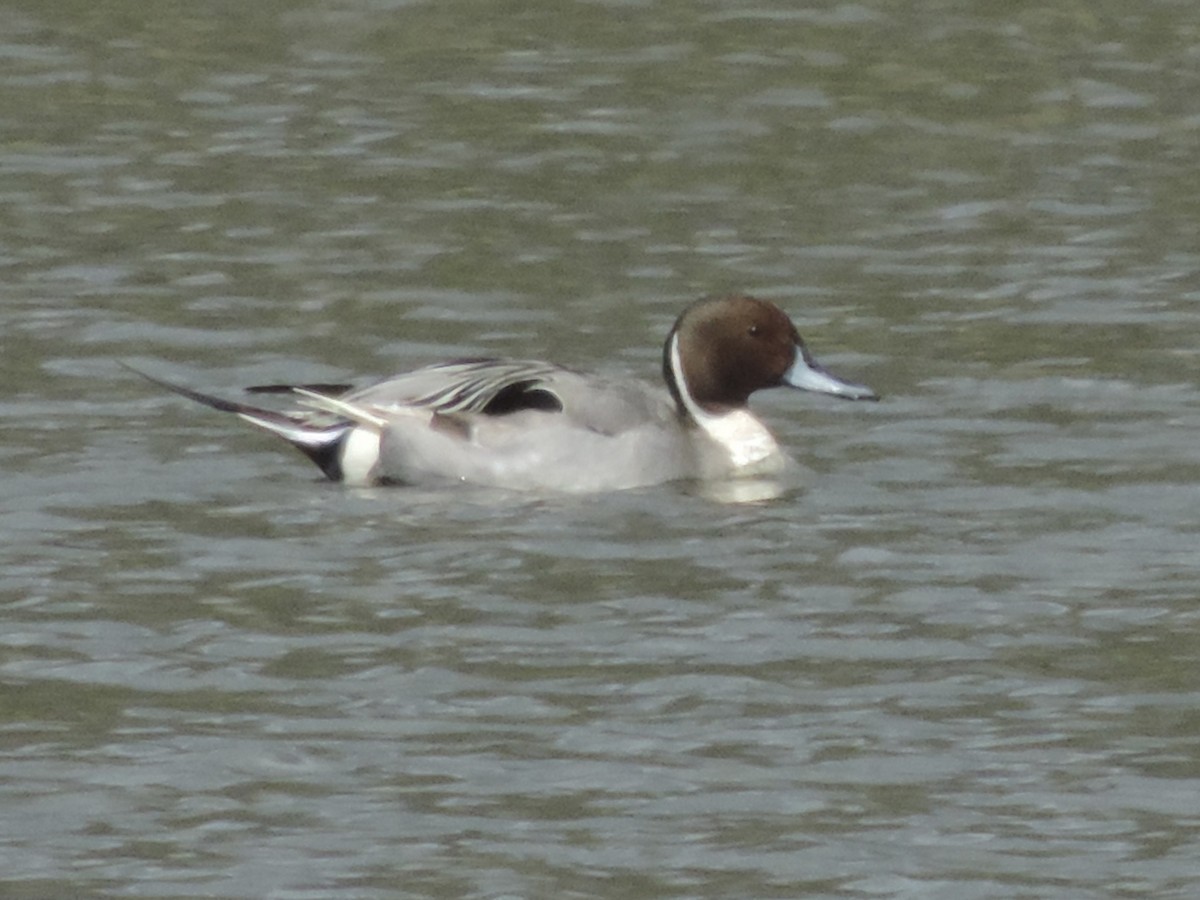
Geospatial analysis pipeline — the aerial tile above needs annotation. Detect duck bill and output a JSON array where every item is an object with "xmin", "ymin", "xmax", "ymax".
[{"xmin": 783, "ymin": 350, "xmax": 878, "ymax": 401}]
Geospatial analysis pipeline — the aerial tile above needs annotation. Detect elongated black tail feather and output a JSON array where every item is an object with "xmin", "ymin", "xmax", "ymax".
[
  {"xmin": 245, "ymin": 383, "xmax": 354, "ymax": 396},
  {"xmin": 122, "ymin": 363, "xmax": 350, "ymax": 480}
]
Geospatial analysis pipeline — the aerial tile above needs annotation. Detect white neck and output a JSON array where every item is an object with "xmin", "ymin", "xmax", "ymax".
[
  {"xmin": 700, "ymin": 407, "xmax": 781, "ymax": 469},
  {"xmin": 669, "ymin": 334, "xmax": 781, "ymax": 470}
]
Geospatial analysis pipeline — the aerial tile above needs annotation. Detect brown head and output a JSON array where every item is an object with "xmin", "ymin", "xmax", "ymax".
[{"xmin": 662, "ymin": 294, "xmax": 877, "ymax": 418}]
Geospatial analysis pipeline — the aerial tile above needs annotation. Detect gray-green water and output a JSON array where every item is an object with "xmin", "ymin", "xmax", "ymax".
[{"xmin": 3, "ymin": 1, "xmax": 1200, "ymax": 897}]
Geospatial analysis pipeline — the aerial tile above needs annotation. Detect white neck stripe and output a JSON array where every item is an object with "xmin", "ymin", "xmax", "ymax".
[
  {"xmin": 668, "ymin": 332, "xmax": 780, "ymax": 470},
  {"xmin": 669, "ymin": 332, "xmax": 707, "ymax": 424}
]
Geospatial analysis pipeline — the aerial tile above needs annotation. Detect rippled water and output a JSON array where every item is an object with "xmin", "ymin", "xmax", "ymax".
[{"xmin": 3, "ymin": 1, "xmax": 1200, "ymax": 897}]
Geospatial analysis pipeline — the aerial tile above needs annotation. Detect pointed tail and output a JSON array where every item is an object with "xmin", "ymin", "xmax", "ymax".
[{"xmin": 122, "ymin": 363, "xmax": 351, "ymax": 481}]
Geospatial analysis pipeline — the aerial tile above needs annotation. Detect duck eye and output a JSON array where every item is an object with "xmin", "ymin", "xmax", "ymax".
[{"xmin": 747, "ymin": 324, "xmax": 761, "ymax": 337}]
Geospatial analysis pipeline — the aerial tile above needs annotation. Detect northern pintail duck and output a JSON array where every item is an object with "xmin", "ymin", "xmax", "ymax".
[{"xmin": 130, "ymin": 294, "xmax": 877, "ymax": 493}]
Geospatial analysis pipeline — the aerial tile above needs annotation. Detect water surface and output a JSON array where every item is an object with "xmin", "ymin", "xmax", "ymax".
[{"xmin": 2, "ymin": 1, "xmax": 1200, "ymax": 897}]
